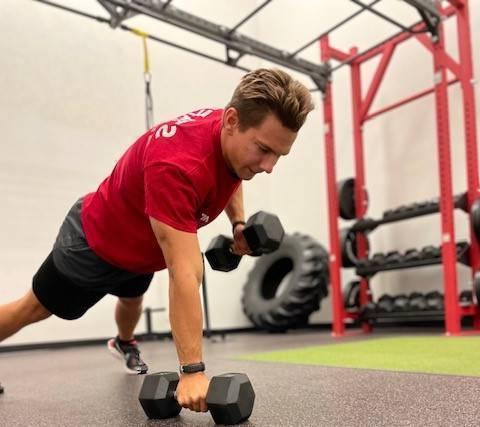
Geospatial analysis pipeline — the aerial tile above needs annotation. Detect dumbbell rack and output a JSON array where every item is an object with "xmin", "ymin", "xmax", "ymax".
[
  {"xmin": 319, "ymin": 0, "xmax": 480, "ymax": 336},
  {"xmin": 355, "ymin": 241, "xmax": 470, "ymax": 276}
]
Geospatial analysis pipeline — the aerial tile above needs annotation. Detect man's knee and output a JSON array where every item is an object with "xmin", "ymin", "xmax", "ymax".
[
  {"xmin": 22, "ymin": 290, "xmax": 52, "ymax": 324},
  {"xmin": 118, "ymin": 295, "xmax": 143, "ymax": 307}
]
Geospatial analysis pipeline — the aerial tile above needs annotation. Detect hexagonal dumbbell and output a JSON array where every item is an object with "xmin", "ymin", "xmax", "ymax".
[
  {"xmin": 139, "ymin": 371, "xmax": 255, "ymax": 425},
  {"xmin": 205, "ymin": 211, "xmax": 284, "ymax": 272}
]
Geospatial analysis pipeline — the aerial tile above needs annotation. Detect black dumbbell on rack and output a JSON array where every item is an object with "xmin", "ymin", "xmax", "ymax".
[
  {"xmin": 377, "ymin": 294, "xmax": 394, "ymax": 313},
  {"xmin": 459, "ymin": 290, "xmax": 473, "ymax": 306},
  {"xmin": 205, "ymin": 211, "xmax": 284, "ymax": 272},
  {"xmin": 343, "ymin": 280, "xmax": 361, "ymax": 310},
  {"xmin": 392, "ymin": 294, "xmax": 410, "ymax": 312},
  {"xmin": 385, "ymin": 251, "xmax": 402, "ymax": 264},
  {"xmin": 425, "ymin": 291, "xmax": 444, "ymax": 311},
  {"xmin": 371, "ymin": 253, "xmax": 387, "ymax": 267},
  {"xmin": 404, "ymin": 248, "xmax": 422, "ymax": 262},
  {"xmin": 409, "ymin": 292, "xmax": 427, "ymax": 311},
  {"xmin": 420, "ymin": 245, "xmax": 441, "ymax": 260},
  {"xmin": 139, "ymin": 371, "xmax": 255, "ymax": 425}
]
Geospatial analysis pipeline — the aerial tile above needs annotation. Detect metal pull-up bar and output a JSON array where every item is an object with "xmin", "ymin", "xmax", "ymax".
[
  {"xmin": 100, "ymin": 0, "xmax": 330, "ymax": 90},
  {"xmin": 32, "ymin": 0, "xmax": 443, "ymax": 94}
]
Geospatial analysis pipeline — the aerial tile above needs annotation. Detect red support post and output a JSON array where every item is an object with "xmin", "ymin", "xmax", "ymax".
[
  {"xmin": 447, "ymin": 0, "xmax": 465, "ymax": 7},
  {"xmin": 350, "ymin": 50, "xmax": 372, "ymax": 333},
  {"xmin": 454, "ymin": 0, "xmax": 480, "ymax": 328},
  {"xmin": 431, "ymin": 24, "xmax": 461, "ymax": 335},
  {"xmin": 415, "ymin": 34, "xmax": 462, "ymax": 79},
  {"xmin": 320, "ymin": 36, "xmax": 345, "ymax": 337}
]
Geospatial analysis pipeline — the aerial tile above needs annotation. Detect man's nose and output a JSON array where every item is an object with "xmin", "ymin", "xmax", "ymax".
[{"xmin": 259, "ymin": 155, "xmax": 278, "ymax": 174}]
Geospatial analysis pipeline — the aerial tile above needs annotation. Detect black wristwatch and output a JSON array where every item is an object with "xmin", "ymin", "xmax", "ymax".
[
  {"xmin": 231, "ymin": 220, "xmax": 246, "ymax": 234},
  {"xmin": 179, "ymin": 362, "xmax": 206, "ymax": 374}
]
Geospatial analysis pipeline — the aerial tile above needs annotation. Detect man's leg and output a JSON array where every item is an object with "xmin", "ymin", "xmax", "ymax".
[
  {"xmin": 108, "ymin": 295, "xmax": 148, "ymax": 374},
  {"xmin": 0, "ymin": 289, "xmax": 51, "ymax": 342},
  {"xmin": 115, "ymin": 296, "xmax": 143, "ymax": 341}
]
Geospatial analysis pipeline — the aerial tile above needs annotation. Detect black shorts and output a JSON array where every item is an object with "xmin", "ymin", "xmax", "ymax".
[{"xmin": 32, "ymin": 198, "xmax": 154, "ymax": 320}]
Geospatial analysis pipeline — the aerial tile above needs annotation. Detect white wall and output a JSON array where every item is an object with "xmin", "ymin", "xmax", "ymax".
[{"xmin": 0, "ymin": 0, "xmax": 479, "ymax": 345}]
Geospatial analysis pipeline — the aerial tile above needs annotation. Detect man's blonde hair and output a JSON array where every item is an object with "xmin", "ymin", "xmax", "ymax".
[{"xmin": 226, "ymin": 68, "xmax": 314, "ymax": 132}]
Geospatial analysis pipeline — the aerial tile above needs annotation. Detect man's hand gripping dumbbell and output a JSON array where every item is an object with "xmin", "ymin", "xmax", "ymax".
[{"xmin": 205, "ymin": 211, "xmax": 284, "ymax": 272}]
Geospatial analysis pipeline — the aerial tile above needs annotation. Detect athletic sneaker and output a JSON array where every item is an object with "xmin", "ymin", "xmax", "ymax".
[{"xmin": 107, "ymin": 336, "xmax": 148, "ymax": 375}]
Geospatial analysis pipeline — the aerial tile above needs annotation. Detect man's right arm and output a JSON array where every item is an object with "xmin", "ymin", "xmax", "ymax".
[{"xmin": 149, "ymin": 217, "xmax": 209, "ymax": 412}]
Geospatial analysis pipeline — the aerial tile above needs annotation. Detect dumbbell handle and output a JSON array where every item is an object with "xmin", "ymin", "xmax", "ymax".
[
  {"xmin": 169, "ymin": 389, "xmax": 210, "ymax": 411},
  {"xmin": 227, "ymin": 241, "xmax": 262, "ymax": 257}
]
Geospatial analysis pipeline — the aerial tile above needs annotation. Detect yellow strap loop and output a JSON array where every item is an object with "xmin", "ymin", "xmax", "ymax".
[
  {"xmin": 132, "ymin": 27, "xmax": 154, "ymax": 130},
  {"xmin": 132, "ymin": 28, "xmax": 150, "ymax": 74}
]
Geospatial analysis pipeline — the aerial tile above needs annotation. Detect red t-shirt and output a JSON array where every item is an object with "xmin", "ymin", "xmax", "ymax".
[{"xmin": 81, "ymin": 108, "xmax": 241, "ymax": 273}]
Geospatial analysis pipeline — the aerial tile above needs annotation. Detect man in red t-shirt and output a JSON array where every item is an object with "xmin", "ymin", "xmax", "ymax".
[{"xmin": 0, "ymin": 68, "xmax": 314, "ymax": 412}]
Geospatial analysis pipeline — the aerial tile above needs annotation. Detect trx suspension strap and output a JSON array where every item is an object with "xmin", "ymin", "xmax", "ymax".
[{"xmin": 132, "ymin": 28, "xmax": 153, "ymax": 130}]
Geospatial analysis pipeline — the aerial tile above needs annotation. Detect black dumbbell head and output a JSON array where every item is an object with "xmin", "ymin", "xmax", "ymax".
[
  {"xmin": 471, "ymin": 199, "xmax": 480, "ymax": 241},
  {"xmin": 139, "ymin": 372, "xmax": 182, "ymax": 419},
  {"xmin": 404, "ymin": 249, "xmax": 421, "ymax": 262},
  {"xmin": 360, "ymin": 302, "xmax": 376, "ymax": 318},
  {"xmin": 205, "ymin": 235, "xmax": 241, "ymax": 272},
  {"xmin": 393, "ymin": 294, "xmax": 410, "ymax": 312},
  {"xmin": 371, "ymin": 253, "xmax": 387, "ymax": 266},
  {"xmin": 409, "ymin": 293, "xmax": 427, "ymax": 311},
  {"xmin": 340, "ymin": 229, "xmax": 356, "ymax": 268},
  {"xmin": 459, "ymin": 290, "xmax": 473, "ymax": 304},
  {"xmin": 386, "ymin": 251, "xmax": 402, "ymax": 264},
  {"xmin": 425, "ymin": 291, "xmax": 444, "ymax": 310},
  {"xmin": 206, "ymin": 373, "xmax": 255, "ymax": 425},
  {"xmin": 343, "ymin": 280, "xmax": 360, "ymax": 309},
  {"xmin": 421, "ymin": 245, "xmax": 437, "ymax": 259},
  {"xmin": 338, "ymin": 178, "xmax": 356, "ymax": 220},
  {"xmin": 243, "ymin": 211, "xmax": 284, "ymax": 253},
  {"xmin": 377, "ymin": 294, "xmax": 394, "ymax": 313}
]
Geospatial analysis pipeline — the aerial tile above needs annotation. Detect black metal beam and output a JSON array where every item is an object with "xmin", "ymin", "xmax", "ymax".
[
  {"xmin": 329, "ymin": 13, "xmax": 429, "ymax": 73},
  {"xmin": 349, "ymin": 0, "xmax": 428, "ymax": 33},
  {"xmin": 163, "ymin": 0, "xmax": 174, "ymax": 9},
  {"xmin": 118, "ymin": 24, "xmax": 252, "ymax": 73},
  {"xmin": 98, "ymin": 0, "xmax": 139, "ymax": 27},
  {"xmin": 100, "ymin": 0, "xmax": 330, "ymax": 91},
  {"xmin": 32, "ymin": 0, "xmax": 110, "ymax": 23},
  {"xmin": 400, "ymin": 0, "xmax": 441, "ymax": 36},
  {"xmin": 229, "ymin": 0, "xmax": 272, "ymax": 34},
  {"xmin": 32, "ymin": 0, "xmax": 252, "ymax": 74},
  {"xmin": 402, "ymin": 0, "xmax": 440, "ymax": 18},
  {"xmin": 290, "ymin": 0, "xmax": 383, "ymax": 57}
]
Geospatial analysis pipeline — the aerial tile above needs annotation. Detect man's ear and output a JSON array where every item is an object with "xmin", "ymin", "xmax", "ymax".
[{"xmin": 223, "ymin": 107, "xmax": 239, "ymax": 135}]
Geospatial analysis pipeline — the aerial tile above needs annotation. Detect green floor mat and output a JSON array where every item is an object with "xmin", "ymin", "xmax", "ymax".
[{"xmin": 239, "ymin": 336, "xmax": 480, "ymax": 377}]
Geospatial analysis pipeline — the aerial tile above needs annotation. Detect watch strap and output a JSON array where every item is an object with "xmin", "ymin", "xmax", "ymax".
[{"xmin": 179, "ymin": 362, "xmax": 206, "ymax": 374}]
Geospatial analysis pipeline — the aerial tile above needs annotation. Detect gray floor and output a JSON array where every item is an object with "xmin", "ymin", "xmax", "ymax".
[{"xmin": 1, "ymin": 329, "xmax": 479, "ymax": 427}]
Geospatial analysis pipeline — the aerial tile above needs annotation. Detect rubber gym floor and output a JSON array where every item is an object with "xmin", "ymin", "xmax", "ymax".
[{"xmin": 1, "ymin": 329, "xmax": 479, "ymax": 427}]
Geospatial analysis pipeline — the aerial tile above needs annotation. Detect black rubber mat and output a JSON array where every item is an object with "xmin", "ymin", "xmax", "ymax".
[{"xmin": 1, "ymin": 331, "xmax": 479, "ymax": 426}]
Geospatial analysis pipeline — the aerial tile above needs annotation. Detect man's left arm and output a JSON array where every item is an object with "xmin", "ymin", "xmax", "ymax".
[
  {"xmin": 224, "ymin": 184, "xmax": 250, "ymax": 255},
  {"xmin": 224, "ymin": 183, "xmax": 245, "ymax": 227}
]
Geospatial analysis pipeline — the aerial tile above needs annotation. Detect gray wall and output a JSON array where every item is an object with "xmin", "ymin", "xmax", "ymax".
[{"xmin": 1, "ymin": 0, "xmax": 479, "ymax": 345}]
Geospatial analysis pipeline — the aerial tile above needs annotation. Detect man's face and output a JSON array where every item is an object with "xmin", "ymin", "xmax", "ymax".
[{"xmin": 222, "ymin": 108, "xmax": 297, "ymax": 180}]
